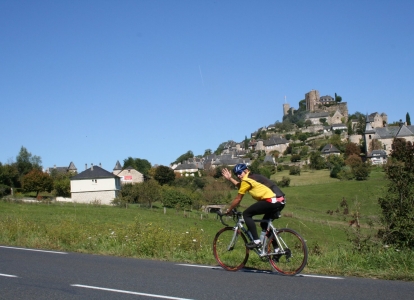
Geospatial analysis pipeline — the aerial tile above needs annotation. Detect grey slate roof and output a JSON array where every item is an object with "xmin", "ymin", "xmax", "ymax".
[
  {"xmin": 71, "ymin": 165, "xmax": 118, "ymax": 180},
  {"xmin": 396, "ymin": 125, "xmax": 414, "ymax": 137},
  {"xmin": 175, "ymin": 163, "xmax": 198, "ymax": 171},
  {"xmin": 263, "ymin": 136, "xmax": 289, "ymax": 146},
  {"xmin": 369, "ymin": 150, "xmax": 387, "ymax": 158},
  {"xmin": 372, "ymin": 125, "xmax": 414, "ymax": 139},
  {"xmin": 68, "ymin": 162, "xmax": 77, "ymax": 171},
  {"xmin": 321, "ymin": 144, "xmax": 340, "ymax": 154},
  {"xmin": 113, "ymin": 160, "xmax": 122, "ymax": 171}
]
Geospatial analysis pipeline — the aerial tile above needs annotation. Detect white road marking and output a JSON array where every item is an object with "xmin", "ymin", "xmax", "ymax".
[
  {"xmin": 301, "ymin": 274, "xmax": 344, "ymax": 279},
  {"xmin": 0, "ymin": 273, "xmax": 18, "ymax": 278},
  {"xmin": 71, "ymin": 284, "xmax": 194, "ymax": 300},
  {"xmin": 178, "ymin": 264, "xmax": 344, "ymax": 279},
  {"xmin": 177, "ymin": 264, "xmax": 217, "ymax": 269},
  {"xmin": 0, "ymin": 246, "xmax": 67, "ymax": 254}
]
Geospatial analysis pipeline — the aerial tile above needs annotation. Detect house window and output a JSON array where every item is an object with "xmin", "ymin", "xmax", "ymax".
[{"xmin": 369, "ymin": 135, "xmax": 372, "ymax": 139}]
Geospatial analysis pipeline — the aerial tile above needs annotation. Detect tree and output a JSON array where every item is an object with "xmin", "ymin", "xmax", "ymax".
[
  {"xmin": 354, "ymin": 114, "xmax": 366, "ymax": 135},
  {"xmin": 353, "ymin": 162, "xmax": 370, "ymax": 181},
  {"xmin": 304, "ymin": 120, "xmax": 312, "ymax": 128},
  {"xmin": 122, "ymin": 157, "xmax": 151, "ymax": 176},
  {"xmin": 298, "ymin": 133, "xmax": 308, "ymax": 143},
  {"xmin": 347, "ymin": 123, "xmax": 354, "ymax": 135},
  {"xmin": 326, "ymin": 154, "xmax": 344, "ymax": 170},
  {"xmin": 15, "ymin": 146, "xmax": 42, "ymax": 177},
  {"xmin": 334, "ymin": 93, "xmax": 342, "ymax": 103},
  {"xmin": 309, "ymin": 151, "xmax": 326, "ymax": 170},
  {"xmin": 319, "ymin": 118, "xmax": 327, "ymax": 125},
  {"xmin": 173, "ymin": 151, "xmax": 194, "ymax": 164},
  {"xmin": 22, "ymin": 169, "xmax": 53, "ymax": 197},
  {"xmin": 203, "ymin": 149, "xmax": 212, "ymax": 157},
  {"xmin": 244, "ymin": 136, "xmax": 249, "ymax": 150},
  {"xmin": 344, "ymin": 142, "xmax": 361, "ymax": 159},
  {"xmin": 378, "ymin": 138, "xmax": 414, "ymax": 248},
  {"xmin": 137, "ymin": 179, "xmax": 161, "ymax": 208},
  {"xmin": 0, "ymin": 163, "xmax": 20, "ymax": 189},
  {"xmin": 406, "ymin": 112, "xmax": 411, "ymax": 126},
  {"xmin": 154, "ymin": 165, "xmax": 175, "ymax": 185},
  {"xmin": 53, "ymin": 173, "xmax": 72, "ymax": 197},
  {"xmin": 345, "ymin": 154, "xmax": 362, "ymax": 168},
  {"xmin": 214, "ymin": 142, "xmax": 226, "ymax": 155},
  {"xmin": 161, "ymin": 185, "xmax": 193, "ymax": 209}
]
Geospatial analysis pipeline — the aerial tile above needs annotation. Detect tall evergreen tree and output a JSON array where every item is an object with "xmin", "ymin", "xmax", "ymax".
[{"xmin": 406, "ymin": 112, "xmax": 411, "ymax": 125}]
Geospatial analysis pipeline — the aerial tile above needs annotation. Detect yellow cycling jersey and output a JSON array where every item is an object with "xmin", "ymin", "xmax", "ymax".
[{"xmin": 238, "ymin": 171, "xmax": 278, "ymax": 201}]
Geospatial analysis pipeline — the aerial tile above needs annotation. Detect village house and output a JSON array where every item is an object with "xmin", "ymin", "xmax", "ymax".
[
  {"xmin": 70, "ymin": 164, "xmax": 121, "ymax": 205},
  {"xmin": 113, "ymin": 164, "xmax": 144, "ymax": 184}
]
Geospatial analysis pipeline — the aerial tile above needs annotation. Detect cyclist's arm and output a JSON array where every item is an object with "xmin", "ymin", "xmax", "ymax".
[
  {"xmin": 226, "ymin": 193, "xmax": 244, "ymax": 214},
  {"xmin": 222, "ymin": 168, "xmax": 240, "ymax": 188}
]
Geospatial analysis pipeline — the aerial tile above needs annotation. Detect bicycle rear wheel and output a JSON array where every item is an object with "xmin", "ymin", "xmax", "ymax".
[
  {"xmin": 213, "ymin": 227, "xmax": 249, "ymax": 271},
  {"xmin": 267, "ymin": 228, "xmax": 308, "ymax": 275}
]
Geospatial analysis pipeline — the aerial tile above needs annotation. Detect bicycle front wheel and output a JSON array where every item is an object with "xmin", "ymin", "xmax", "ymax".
[
  {"xmin": 267, "ymin": 228, "xmax": 308, "ymax": 276},
  {"xmin": 213, "ymin": 227, "xmax": 249, "ymax": 271}
]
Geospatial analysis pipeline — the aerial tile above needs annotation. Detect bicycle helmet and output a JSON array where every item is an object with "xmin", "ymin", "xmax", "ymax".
[{"xmin": 233, "ymin": 163, "xmax": 248, "ymax": 176}]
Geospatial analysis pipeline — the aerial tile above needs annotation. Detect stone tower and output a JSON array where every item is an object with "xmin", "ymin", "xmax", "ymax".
[
  {"xmin": 305, "ymin": 90, "xmax": 320, "ymax": 112},
  {"xmin": 283, "ymin": 103, "xmax": 290, "ymax": 116}
]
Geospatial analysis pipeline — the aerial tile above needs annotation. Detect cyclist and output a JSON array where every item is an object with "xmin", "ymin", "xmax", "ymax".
[{"xmin": 222, "ymin": 163, "xmax": 285, "ymax": 249}]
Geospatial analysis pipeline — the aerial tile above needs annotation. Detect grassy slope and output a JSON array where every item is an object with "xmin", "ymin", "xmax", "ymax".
[{"xmin": 2, "ymin": 168, "xmax": 413, "ymax": 280}]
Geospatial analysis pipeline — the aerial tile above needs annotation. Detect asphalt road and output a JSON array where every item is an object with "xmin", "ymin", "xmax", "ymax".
[{"xmin": 1, "ymin": 245, "xmax": 413, "ymax": 299}]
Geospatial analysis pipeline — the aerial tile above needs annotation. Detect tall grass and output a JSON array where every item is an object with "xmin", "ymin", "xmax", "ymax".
[{"xmin": 1, "ymin": 168, "xmax": 413, "ymax": 281}]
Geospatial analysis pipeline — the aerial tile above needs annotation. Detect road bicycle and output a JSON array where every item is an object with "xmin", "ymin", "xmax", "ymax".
[{"xmin": 213, "ymin": 208, "xmax": 308, "ymax": 276}]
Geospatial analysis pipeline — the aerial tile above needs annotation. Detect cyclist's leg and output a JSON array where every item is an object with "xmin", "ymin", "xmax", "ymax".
[
  {"xmin": 243, "ymin": 201, "xmax": 275, "ymax": 240},
  {"xmin": 262, "ymin": 202, "xmax": 285, "ymax": 230},
  {"xmin": 262, "ymin": 202, "xmax": 285, "ymax": 248}
]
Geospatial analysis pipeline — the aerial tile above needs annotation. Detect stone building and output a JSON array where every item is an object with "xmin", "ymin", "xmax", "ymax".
[{"xmin": 305, "ymin": 90, "xmax": 320, "ymax": 112}]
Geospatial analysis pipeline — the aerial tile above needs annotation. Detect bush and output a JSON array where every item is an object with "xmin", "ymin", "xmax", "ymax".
[
  {"xmin": 330, "ymin": 165, "xmax": 341, "ymax": 178},
  {"xmin": 353, "ymin": 163, "xmax": 370, "ymax": 181},
  {"xmin": 289, "ymin": 166, "xmax": 301, "ymax": 176},
  {"xmin": 0, "ymin": 184, "xmax": 10, "ymax": 196},
  {"xmin": 258, "ymin": 165, "xmax": 274, "ymax": 179},
  {"xmin": 337, "ymin": 166, "xmax": 354, "ymax": 180},
  {"xmin": 161, "ymin": 186, "xmax": 193, "ymax": 209},
  {"xmin": 277, "ymin": 176, "xmax": 290, "ymax": 187}
]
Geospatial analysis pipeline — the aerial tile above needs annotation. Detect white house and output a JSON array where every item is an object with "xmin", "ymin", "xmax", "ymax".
[{"xmin": 70, "ymin": 164, "xmax": 121, "ymax": 205}]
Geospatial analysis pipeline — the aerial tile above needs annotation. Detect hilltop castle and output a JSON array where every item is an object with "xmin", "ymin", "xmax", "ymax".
[{"xmin": 283, "ymin": 89, "xmax": 349, "ymax": 125}]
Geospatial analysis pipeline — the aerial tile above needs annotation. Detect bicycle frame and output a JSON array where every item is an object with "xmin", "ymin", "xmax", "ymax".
[{"xmin": 220, "ymin": 211, "xmax": 286, "ymax": 258}]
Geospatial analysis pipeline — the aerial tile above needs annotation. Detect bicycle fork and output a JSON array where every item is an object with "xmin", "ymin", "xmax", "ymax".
[{"xmin": 226, "ymin": 226, "xmax": 244, "ymax": 251}]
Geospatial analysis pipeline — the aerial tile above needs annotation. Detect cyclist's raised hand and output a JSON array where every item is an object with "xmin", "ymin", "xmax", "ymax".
[{"xmin": 221, "ymin": 168, "xmax": 232, "ymax": 180}]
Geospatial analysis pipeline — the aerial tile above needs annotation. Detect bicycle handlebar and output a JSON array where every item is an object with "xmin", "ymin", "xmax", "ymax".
[{"xmin": 216, "ymin": 208, "xmax": 242, "ymax": 227}]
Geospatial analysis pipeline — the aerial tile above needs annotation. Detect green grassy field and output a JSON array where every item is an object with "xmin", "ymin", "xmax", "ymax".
[{"xmin": 1, "ymin": 168, "xmax": 413, "ymax": 281}]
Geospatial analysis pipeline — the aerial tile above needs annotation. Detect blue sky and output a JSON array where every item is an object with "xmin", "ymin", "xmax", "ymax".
[{"xmin": 1, "ymin": 0, "xmax": 413, "ymax": 170}]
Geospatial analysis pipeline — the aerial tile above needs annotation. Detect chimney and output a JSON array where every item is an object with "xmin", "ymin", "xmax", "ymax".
[
  {"xmin": 85, "ymin": 163, "xmax": 87, "ymax": 170},
  {"xmin": 91, "ymin": 163, "xmax": 94, "ymax": 171},
  {"xmin": 99, "ymin": 163, "xmax": 102, "ymax": 168}
]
